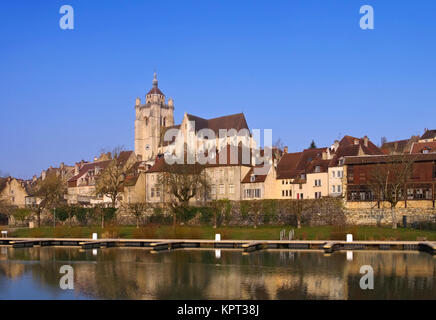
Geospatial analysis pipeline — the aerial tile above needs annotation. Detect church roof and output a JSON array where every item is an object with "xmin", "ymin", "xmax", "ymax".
[
  {"xmin": 186, "ymin": 112, "xmax": 249, "ymax": 134},
  {"xmin": 147, "ymin": 73, "xmax": 165, "ymax": 96},
  {"xmin": 147, "ymin": 87, "xmax": 165, "ymax": 96}
]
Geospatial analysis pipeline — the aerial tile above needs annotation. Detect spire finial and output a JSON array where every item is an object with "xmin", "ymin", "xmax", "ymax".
[{"xmin": 153, "ymin": 72, "xmax": 158, "ymax": 88}]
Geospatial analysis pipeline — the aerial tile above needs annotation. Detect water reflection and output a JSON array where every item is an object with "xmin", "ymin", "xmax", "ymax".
[{"xmin": 0, "ymin": 246, "xmax": 435, "ymax": 300}]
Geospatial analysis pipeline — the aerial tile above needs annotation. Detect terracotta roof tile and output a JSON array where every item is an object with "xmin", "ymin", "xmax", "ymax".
[{"xmin": 410, "ymin": 141, "xmax": 436, "ymax": 154}]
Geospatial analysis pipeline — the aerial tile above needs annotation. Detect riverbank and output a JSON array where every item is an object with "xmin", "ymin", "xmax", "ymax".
[{"xmin": 5, "ymin": 225, "xmax": 436, "ymax": 241}]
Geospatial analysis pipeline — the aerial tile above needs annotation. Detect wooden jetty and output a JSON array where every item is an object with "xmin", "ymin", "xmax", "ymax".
[{"xmin": 1, "ymin": 237, "xmax": 435, "ymax": 255}]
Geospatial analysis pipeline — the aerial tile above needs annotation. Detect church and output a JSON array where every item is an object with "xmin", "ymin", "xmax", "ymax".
[{"xmin": 134, "ymin": 74, "xmax": 251, "ymax": 164}]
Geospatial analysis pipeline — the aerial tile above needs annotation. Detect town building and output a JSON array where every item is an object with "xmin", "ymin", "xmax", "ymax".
[
  {"xmin": 327, "ymin": 136, "xmax": 383, "ymax": 197},
  {"xmin": 0, "ymin": 177, "xmax": 31, "ymax": 208},
  {"xmin": 66, "ymin": 151, "xmax": 137, "ymax": 205},
  {"xmin": 343, "ymin": 153, "xmax": 436, "ymax": 209}
]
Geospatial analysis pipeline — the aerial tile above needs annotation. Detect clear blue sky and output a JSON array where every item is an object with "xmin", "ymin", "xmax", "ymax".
[{"xmin": 1, "ymin": 0, "xmax": 435, "ymax": 179}]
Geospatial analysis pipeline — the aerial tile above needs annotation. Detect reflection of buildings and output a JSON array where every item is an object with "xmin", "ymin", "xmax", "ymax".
[{"xmin": 1, "ymin": 248, "xmax": 436, "ymax": 300}]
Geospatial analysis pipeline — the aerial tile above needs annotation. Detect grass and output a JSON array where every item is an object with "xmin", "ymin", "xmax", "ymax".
[{"xmin": 7, "ymin": 225, "xmax": 436, "ymax": 241}]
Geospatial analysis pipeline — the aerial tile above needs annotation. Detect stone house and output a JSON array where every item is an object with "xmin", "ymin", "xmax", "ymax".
[
  {"xmin": 0, "ymin": 177, "xmax": 31, "ymax": 208},
  {"xmin": 66, "ymin": 151, "xmax": 137, "ymax": 205}
]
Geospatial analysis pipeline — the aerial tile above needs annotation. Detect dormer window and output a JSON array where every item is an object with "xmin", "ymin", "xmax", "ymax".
[
  {"xmin": 338, "ymin": 158, "xmax": 344, "ymax": 165},
  {"xmin": 250, "ymin": 175, "xmax": 256, "ymax": 182},
  {"xmin": 314, "ymin": 165, "xmax": 321, "ymax": 173}
]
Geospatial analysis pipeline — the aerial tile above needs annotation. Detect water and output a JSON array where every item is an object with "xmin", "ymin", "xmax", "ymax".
[{"xmin": 0, "ymin": 246, "xmax": 435, "ymax": 300}]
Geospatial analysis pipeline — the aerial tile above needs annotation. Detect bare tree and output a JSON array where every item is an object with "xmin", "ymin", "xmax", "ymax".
[
  {"xmin": 273, "ymin": 138, "xmax": 285, "ymax": 160},
  {"xmin": 95, "ymin": 147, "xmax": 136, "ymax": 208},
  {"xmin": 28, "ymin": 172, "xmax": 66, "ymax": 227},
  {"xmin": 368, "ymin": 154, "xmax": 416, "ymax": 229},
  {"xmin": 123, "ymin": 202, "xmax": 148, "ymax": 228},
  {"xmin": 209, "ymin": 199, "xmax": 232, "ymax": 228},
  {"xmin": 157, "ymin": 162, "xmax": 210, "ymax": 226}
]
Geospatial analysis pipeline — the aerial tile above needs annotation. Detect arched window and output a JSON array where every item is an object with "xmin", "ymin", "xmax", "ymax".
[{"xmin": 145, "ymin": 117, "xmax": 149, "ymax": 125}]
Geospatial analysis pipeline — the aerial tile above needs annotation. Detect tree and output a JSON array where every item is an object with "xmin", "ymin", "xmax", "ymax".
[
  {"xmin": 309, "ymin": 140, "xmax": 317, "ymax": 149},
  {"xmin": 368, "ymin": 154, "xmax": 416, "ymax": 229},
  {"xmin": 28, "ymin": 172, "xmax": 66, "ymax": 227},
  {"xmin": 272, "ymin": 138, "xmax": 285, "ymax": 160},
  {"xmin": 209, "ymin": 199, "xmax": 232, "ymax": 228},
  {"xmin": 95, "ymin": 147, "xmax": 136, "ymax": 208},
  {"xmin": 93, "ymin": 203, "xmax": 116, "ymax": 228},
  {"xmin": 157, "ymin": 162, "xmax": 210, "ymax": 226},
  {"xmin": 123, "ymin": 202, "xmax": 147, "ymax": 228}
]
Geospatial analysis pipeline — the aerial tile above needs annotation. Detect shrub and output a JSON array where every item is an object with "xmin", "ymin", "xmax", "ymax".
[
  {"xmin": 149, "ymin": 207, "xmax": 172, "ymax": 224},
  {"xmin": 72, "ymin": 207, "xmax": 89, "ymax": 226},
  {"xmin": 199, "ymin": 207, "xmax": 214, "ymax": 225},
  {"xmin": 12, "ymin": 208, "xmax": 32, "ymax": 226},
  {"xmin": 54, "ymin": 207, "xmax": 69, "ymax": 222}
]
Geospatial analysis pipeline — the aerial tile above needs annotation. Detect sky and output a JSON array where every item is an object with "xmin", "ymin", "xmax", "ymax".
[{"xmin": 1, "ymin": 0, "xmax": 435, "ymax": 179}]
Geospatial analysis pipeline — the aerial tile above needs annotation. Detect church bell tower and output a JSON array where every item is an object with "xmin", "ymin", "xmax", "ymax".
[{"xmin": 134, "ymin": 73, "xmax": 174, "ymax": 162}]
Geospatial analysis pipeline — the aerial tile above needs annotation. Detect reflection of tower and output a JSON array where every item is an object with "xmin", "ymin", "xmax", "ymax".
[{"xmin": 134, "ymin": 73, "xmax": 175, "ymax": 162}]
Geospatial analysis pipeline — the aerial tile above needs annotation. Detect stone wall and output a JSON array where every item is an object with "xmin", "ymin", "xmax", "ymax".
[{"xmin": 345, "ymin": 207, "xmax": 436, "ymax": 226}]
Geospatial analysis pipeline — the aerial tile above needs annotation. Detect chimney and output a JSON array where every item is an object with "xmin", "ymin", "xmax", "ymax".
[
  {"xmin": 354, "ymin": 139, "xmax": 359, "ymax": 145},
  {"xmin": 60, "ymin": 162, "xmax": 64, "ymax": 170},
  {"xmin": 94, "ymin": 156, "xmax": 98, "ymax": 162},
  {"xmin": 32, "ymin": 175, "xmax": 37, "ymax": 182},
  {"xmin": 74, "ymin": 164, "xmax": 80, "ymax": 176},
  {"xmin": 363, "ymin": 136, "xmax": 369, "ymax": 147},
  {"xmin": 284, "ymin": 146, "xmax": 288, "ymax": 154}
]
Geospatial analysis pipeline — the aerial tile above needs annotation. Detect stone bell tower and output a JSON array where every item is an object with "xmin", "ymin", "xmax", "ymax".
[{"xmin": 134, "ymin": 73, "xmax": 174, "ymax": 162}]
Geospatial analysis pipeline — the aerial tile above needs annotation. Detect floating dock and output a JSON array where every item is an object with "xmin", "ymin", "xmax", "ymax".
[{"xmin": 1, "ymin": 237, "xmax": 435, "ymax": 255}]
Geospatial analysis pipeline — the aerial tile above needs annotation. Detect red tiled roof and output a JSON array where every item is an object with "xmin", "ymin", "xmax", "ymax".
[
  {"xmin": 276, "ymin": 152, "xmax": 303, "ymax": 179},
  {"xmin": 241, "ymin": 166, "xmax": 271, "ymax": 184},
  {"xmin": 329, "ymin": 135, "xmax": 383, "ymax": 166},
  {"xmin": 277, "ymin": 148, "xmax": 328, "ymax": 179},
  {"xmin": 410, "ymin": 141, "xmax": 436, "ymax": 154},
  {"xmin": 68, "ymin": 160, "xmax": 112, "ymax": 183}
]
